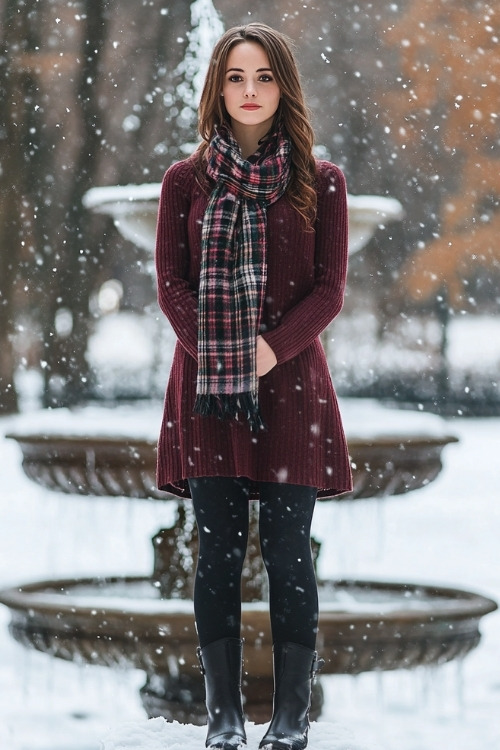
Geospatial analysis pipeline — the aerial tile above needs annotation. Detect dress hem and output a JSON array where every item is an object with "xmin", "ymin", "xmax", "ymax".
[{"xmin": 158, "ymin": 474, "xmax": 353, "ymax": 501}]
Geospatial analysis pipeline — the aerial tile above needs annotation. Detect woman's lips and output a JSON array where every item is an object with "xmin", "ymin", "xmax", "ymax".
[{"xmin": 241, "ymin": 104, "xmax": 261, "ymax": 110}]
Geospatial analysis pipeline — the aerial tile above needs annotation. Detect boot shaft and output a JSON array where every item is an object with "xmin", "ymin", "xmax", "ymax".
[
  {"xmin": 197, "ymin": 637, "xmax": 244, "ymax": 688},
  {"xmin": 259, "ymin": 642, "xmax": 323, "ymax": 750},
  {"xmin": 197, "ymin": 637, "xmax": 246, "ymax": 749}
]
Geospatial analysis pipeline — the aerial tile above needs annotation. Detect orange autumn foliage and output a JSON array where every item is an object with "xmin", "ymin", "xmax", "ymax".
[{"xmin": 380, "ymin": 0, "xmax": 500, "ymax": 307}]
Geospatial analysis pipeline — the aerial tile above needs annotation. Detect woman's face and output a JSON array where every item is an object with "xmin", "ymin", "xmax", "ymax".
[{"xmin": 222, "ymin": 41, "xmax": 281, "ymax": 135}]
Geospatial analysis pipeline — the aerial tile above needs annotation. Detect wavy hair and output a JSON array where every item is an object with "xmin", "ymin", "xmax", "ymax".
[{"xmin": 196, "ymin": 23, "xmax": 317, "ymax": 227}]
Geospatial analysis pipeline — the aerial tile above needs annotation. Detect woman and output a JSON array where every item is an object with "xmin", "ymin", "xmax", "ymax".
[{"xmin": 155, "ymin": 22, "xmax": 352, "ymax": 750}]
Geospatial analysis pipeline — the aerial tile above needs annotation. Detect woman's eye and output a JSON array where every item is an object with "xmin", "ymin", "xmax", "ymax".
[{"xmin": 226, "ymin": 74, "xmax": 274, "ymax": 83}]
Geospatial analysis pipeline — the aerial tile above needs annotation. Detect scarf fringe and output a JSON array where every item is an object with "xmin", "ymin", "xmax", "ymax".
[{"xmin": 193, "ymin": 392, "xmax": 266, "ymax": 433}]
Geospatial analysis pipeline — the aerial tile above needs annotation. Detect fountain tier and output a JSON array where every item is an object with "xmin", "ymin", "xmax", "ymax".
[
  {"xmin": 82, "ymin": 184, "xmax": 404, "ymax": 257},
  {"xmin": 3, "ymin": 576, "xmax": 495, "ymax": 674},
  {"xmin": 1, "ymin": 575, "xmax": 495, "ymax": 723},
  {"xmin": 6, "ymin": 399, "xmax": 458, "ymax": 501}
]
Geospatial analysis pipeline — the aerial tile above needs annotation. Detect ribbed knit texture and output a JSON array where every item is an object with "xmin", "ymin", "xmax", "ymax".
[{"xmin": 155, "ymin": 157, "xmax": 352, "ymax": 499}]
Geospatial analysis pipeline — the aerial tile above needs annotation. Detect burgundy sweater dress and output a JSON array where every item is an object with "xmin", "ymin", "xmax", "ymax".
[{"xmin": 155, "ymin": 156, "xmax": 353, "ymax": 500}]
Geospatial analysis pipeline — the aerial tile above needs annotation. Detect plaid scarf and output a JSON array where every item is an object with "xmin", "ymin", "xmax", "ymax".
[{"xmin": 194, "ymin": 125, "xmax": 292, "ymax": 430}]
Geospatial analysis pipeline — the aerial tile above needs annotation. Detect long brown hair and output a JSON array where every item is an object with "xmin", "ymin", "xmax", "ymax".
[{"xmin": 196, "ymin": 23, "xmax": 317, "ymax": 227}]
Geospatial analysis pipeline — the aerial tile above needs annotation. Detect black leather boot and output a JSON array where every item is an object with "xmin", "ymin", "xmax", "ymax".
[
  {"xmin": 259, "ymin": 642, "xmax": 323, "ymax": 750},
  {"xmin": 197, "ymin": 637, "xmax": 247, "ymax": 750}
]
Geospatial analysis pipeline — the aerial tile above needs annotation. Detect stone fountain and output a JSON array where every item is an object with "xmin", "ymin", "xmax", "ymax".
[{"xmin": 0, "ymin": 187, "xmax": 496, "ymax": 724}]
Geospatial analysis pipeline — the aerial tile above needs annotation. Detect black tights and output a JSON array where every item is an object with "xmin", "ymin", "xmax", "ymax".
[{"xmin": 188, "ymin": 476, "xmax": 318, "ymax": 650}]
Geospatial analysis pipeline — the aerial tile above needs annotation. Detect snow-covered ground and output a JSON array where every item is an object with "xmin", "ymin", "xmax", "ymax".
[{"xmin": 0, "ymin": 409, "xmax": 499, "ymax": 750}]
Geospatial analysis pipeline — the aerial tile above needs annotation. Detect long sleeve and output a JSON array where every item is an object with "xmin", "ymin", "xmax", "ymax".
[
  {"xmin": 155, "ymin": 160, "xmax": 199, "ymax": 361},
  {"xmin": 260, "ymin": 162, "xmax": 349, "ymax": 364}
]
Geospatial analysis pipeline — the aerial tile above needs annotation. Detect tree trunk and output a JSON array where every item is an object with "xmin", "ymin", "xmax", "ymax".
[
  {"xmin": 0, "ymin": 0, "xmax": 30, "ymax": 413},
  {"xmin": 40, "ymin": 1, "xmax": 109, "ymax": 406}
]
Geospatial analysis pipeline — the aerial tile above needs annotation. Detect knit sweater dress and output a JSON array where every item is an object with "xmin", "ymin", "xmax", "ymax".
[{"xmin": 155, "ymin": 155, "xmax": 353, "ymax": 500}]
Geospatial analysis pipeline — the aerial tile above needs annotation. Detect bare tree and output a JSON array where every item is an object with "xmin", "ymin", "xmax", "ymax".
[
  {"xmin": 0, "ymin": 0, "xmax": 193, "ymax": 412},
  {"xmin": 0, "ymin": 0, "xmax": 36, "ymax": 413}
]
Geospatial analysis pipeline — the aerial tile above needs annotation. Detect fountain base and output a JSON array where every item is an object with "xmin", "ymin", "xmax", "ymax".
[{"xmin": 139, "ymin": 671, "xmax": 324, "ymax": 724}]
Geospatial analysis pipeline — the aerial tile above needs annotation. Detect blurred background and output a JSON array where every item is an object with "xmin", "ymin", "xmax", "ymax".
[{"xmin": 1, "ymin": 0, "xmax": 499, "ymax": 417}]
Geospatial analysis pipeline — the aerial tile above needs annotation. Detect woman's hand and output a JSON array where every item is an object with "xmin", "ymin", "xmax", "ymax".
[{"xmin": 256, "ymin": 335, "xmax": 277, "ymax": 377}]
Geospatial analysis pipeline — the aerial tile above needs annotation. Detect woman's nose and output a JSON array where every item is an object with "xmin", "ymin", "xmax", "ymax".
[{"xmin": 243, "ymin": 82, "xmax": 257, "ymax": 97}]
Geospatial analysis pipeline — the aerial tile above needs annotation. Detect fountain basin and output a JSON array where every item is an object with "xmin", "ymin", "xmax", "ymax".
[
  {"xmin": 83, "ymin": 184, "xmax": 404, "ymax": 256},
  {"xmin": 8, "ymin": 432, "xmax": 456, "ymax": 501},
  {"xmin": 6, "ymin": 400, "xmax": 458, "ymax": 501},
  {"xmin": 2, "ymin": 576, "xmax": 495, "ymax": 674}
]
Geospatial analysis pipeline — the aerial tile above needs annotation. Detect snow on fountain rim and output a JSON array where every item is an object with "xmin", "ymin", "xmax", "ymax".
[
  {"xmin": 83, "ymin": 183, "xmax": 163, "ymax": 209},
  {"xmin": 7, "ymin": 577, "xmax": 491, "ymax": 617},
  {"xmin": 83, "ymin": 182, "xmax": 404, "ymax": 220},
  {"xmin": 5, "ymin": 399, "xmax": 454, "ymax": 443}
]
